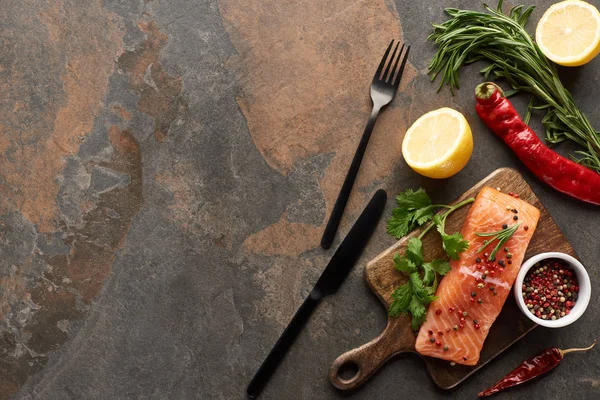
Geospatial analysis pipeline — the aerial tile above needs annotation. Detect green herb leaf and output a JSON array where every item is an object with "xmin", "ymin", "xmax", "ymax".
[
  {"xmin": 409, "ymin": 272, "xmax": 437, "ymax": 303},
  {"xmin": 425, "ymin": 259, "xmax": 452, "ymax": 276},
  {"xmin": 409, "ymin": 295, "xmax": 427, "ymax": 330},
  {"xmin": 422, "ymin": 262, "xmax": 436, "ymax": 286},
  {"xmin": 386, "ymin": 209, "xmax": 412, "ymax": 238},
  {"xmin": 393, "ymin": 253, "xmax": 417, "ymax": 274},
  {"xmin": 409, "ymin": 271, "xmax": 427, "ymax": 296},
  {"xmin": 411, "ymin": 312, "xmax": 426, "ymax": 331},
  {"xmin": 409, "ymin": 295, "xmax": 427, "ymax": 320},
  {"xmin": 406, "ymin": 238, "xmax": 424, "ymax": 266},
  {"xmin": 419, "ymin": 292, "xmax": 438, "ymax": 304},
  {"xmin": 386, "ymin": 189, "xmax": 435, "ymax": 239},
  {"xmin": 434, "ymin": 214, "xmax": 469, "ymax": 260},
  {"xmin": 396, "ymin": 188, "xmax": 432, "ymax": 211},
  {"xmin": 441, "ymin": 233, "xmax": 470, "ymax": 260},
  {"xmin": 427, "ymin": 281, "xmax": 438, "ymax": 296},
  {"xmin": 408, "ymin": 272, "xmax": 427, "ymax": 297},
  {"xmin": 412, "ymin": 205, "xmax": 435, "ymax": 226},
  {"xmin": 389, "ymin": 283, "xmax": 412, "ymax": 317},
  {"xmin": 432, "ymin": 214, "xmax": 443, "ymax": 228}
]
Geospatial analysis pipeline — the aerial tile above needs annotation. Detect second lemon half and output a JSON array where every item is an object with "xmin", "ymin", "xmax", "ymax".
[
  {"xmin": 535, "ymin": 0, "xmax": 600, "ymax": 67},
  {"xmin": 402, "ymin": 107, "xmax": 473, "ymax": 179}
]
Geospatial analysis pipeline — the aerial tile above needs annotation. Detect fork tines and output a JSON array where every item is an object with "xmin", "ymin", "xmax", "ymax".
[{"xmin": 375, "ymin": 40, "xmax": 410, "ymax": 87}]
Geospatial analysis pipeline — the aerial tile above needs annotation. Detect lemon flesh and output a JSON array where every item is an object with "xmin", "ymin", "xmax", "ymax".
[
  {"xmin": 536, "ymin": 0, "xmax": 600, "ymax": 67},
  {"xmin": 402, "ymin": 107, "xmax": 473, "ymax": 179}
]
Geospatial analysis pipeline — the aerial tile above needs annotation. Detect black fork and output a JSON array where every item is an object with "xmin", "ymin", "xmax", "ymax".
[{"xmin": 321, "ymin": 40, "xmax": 410, "ymax": 249}]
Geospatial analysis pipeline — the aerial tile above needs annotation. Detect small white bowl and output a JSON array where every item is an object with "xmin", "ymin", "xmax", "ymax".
[{"xmin": 514, "ymin": 252, "xmax": 591, "ymax": 328}]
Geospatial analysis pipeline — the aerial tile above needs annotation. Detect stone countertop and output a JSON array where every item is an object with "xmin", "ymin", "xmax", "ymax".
[{"xmin": 1, "ymin": 0, "xmax": 599, "ymax": 399}]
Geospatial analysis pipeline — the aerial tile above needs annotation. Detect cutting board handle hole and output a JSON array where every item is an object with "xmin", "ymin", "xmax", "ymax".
[{"xmin": 337, "ymin": 361, "xmax": 360, "ymax": 383}]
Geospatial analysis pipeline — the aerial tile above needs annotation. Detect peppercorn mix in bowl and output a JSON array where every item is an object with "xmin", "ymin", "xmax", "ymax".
[{"xmin": 514, "ymin": 252, "xmax": 591, "ymax": 328}]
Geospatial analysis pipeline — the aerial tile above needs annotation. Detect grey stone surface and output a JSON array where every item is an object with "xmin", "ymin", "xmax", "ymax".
[{"xmin": 2, "ymin": 0, "xmax": 600, "ymax": 399}]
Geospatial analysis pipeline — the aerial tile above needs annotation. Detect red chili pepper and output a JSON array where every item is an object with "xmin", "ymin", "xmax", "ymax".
[
  {"xmin": 478, "ymin": 340, "xmax": 596, "ymax": 397},
  {"xmin": 475, "ymin": 82, "xmax": 600, "ymax": 206}
]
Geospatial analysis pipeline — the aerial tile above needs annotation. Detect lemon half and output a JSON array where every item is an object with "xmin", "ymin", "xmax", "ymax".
[
  {"xmin": 401, "ymin": 107, "xmax": 473, "ymax": 179},
  {"xmin": 536, "ymin": 0, "xmax": 600, "ymax": 67}
]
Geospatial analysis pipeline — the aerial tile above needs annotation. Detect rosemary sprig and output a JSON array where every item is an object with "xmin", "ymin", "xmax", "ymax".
[
  {"xmin": 428, "ymin": 0, "xmax": 600, "ymax": 172},
  {"xmin": 476, "ymin": 222, "xmax": 521, "ymax": 261}
]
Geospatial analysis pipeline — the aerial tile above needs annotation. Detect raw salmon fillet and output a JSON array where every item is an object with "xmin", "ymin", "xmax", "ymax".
[{"xmin": 415, "ymin": 187, "xmax": 540, "ymax": 366}]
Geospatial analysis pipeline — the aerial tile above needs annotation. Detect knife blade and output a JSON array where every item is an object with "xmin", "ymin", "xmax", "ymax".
[{"xmin": 246, "ymin": 189, "xmax": 387, "ymax": 398}]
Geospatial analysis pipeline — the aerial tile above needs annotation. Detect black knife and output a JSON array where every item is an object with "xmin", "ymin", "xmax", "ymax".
[{"xmin": 246, "ymin": 189, "xmax": 387, "ymax": 398}]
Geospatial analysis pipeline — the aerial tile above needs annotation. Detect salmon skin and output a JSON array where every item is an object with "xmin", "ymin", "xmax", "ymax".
[{"xmin": 415, "ymin": 187, "xmax": 540, "ymax": 366}]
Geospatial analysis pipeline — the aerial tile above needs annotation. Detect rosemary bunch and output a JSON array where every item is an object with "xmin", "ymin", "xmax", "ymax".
[{"xmin": 428, "ymin": 0, "xmax": 600, "ymax": 172}]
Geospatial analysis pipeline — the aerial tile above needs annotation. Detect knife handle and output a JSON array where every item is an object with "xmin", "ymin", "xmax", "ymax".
[{"xmin": 246, "ymin": 290, "xmax": 322, "ymax": 398}]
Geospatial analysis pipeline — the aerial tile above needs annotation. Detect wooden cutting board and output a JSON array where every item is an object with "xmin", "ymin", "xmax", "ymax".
[{"xmin": 329, "ymin": 168, "xmax": 579, "ymax": 390}]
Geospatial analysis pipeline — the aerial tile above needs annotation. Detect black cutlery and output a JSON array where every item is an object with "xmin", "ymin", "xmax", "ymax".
[
  {"xmin": 246, "ymin": 189, "xmax": 387, "ymax": 398},
  {"xmin": 321, "ymin": 40, "xmax": 410, "ymax": 249}
]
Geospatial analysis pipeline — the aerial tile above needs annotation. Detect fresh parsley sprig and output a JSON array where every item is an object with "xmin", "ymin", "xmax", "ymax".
[
  {"xmin": 390, "ymin": 238, "xmax": 449, "ymax": 330},
  {"xmin": 432, "ymin": 213, "xmax": 469, "ymax": 260},
  {"xmin": 386, "ymin": 188, "xmax": 436, "ymax": 238},
  {"xmin": 387, "ymin": 188, "xmax": 473, "ymax": 259},
  {"xmin": 387, "ymin": 188, "xmax": 474, "ymax": 330}
]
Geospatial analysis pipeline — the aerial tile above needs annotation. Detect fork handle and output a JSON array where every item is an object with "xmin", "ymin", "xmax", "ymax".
[{"xmin": 321, "ymin": 105, "xmax": 381, "ymax": 249}]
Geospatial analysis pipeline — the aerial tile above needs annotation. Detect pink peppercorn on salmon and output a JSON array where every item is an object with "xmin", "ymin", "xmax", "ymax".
[{"xmin": 415, "ymin": 187, "xmax": 540, "ymax": 366}]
